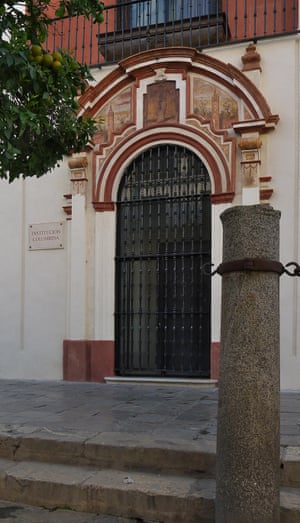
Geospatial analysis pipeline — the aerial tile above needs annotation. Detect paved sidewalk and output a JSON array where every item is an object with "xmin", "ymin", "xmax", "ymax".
[
  {"xmin": 0, "ymin": 379, "xmax": 298, "ymax": 448},
  {"xmin": 0, "ymin": 380, "xmax": 299, "ymax": 522},
  {"xmin": 0, "ymin": 380, "xmax": 219, "ymax": 449}
]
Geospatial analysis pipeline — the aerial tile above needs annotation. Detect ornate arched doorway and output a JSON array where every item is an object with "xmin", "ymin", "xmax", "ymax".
[
  {"xmin": 115, "ymin": 144, "xmax": 211, "ymax": 377},
  {"xmin": 62, "ymin": 48, "xmax": 280, "ymax": 384}
]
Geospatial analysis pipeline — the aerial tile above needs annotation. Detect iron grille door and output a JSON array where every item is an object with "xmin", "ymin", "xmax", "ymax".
[{"xmin": 115, "ymin": 144, "xmax": 211, "ymax": 377}]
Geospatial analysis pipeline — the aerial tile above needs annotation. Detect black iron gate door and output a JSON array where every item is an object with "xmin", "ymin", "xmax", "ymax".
[{"xmin": 115, "ymin": 144, "xmax": 211, "ymax": 377}]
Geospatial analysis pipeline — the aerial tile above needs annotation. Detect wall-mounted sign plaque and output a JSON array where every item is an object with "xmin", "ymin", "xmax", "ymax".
[{"xmin": 28, "ymin": 222, "xmax": 64, "ymax": 251}]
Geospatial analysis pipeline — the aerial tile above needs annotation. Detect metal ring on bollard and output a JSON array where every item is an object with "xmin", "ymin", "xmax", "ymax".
[
  {"xmin": 215, "ymin": 258, "xmax": 285, "ymax": 276},
  {"xmin": 283, "ymin": 262, "xmax": 300, "ymax": 277}
]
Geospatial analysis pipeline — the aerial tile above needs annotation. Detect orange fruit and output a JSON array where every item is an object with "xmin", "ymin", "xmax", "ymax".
[
  {"xmin": 52, "ymin": 60, "xmax": 62, "ymax": 71},
  {"xmin": 52, "ymin": 51, "xmax": 62, "ymax": 62},
  {"xmin": 31, "ymin": 44, "xmax": 42, "ymax": 57},
  {"xmin": 34, "ymin": 55, "xmax": 43, "ymax": 64},
  {"xmin": 96, "ymin": 13, "xmax": 104, "ymax": 23},
  {"xmin": 42, "ymin": 53, "xmax": 54, "ymax": 67}
]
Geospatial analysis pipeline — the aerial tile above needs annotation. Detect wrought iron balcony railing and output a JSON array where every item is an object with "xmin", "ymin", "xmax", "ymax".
[{"xmin": 46, "ymin": 1, "xmax": 299, "ymax": 68}]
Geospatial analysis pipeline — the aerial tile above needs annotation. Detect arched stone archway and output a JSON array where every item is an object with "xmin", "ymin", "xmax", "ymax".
[
  {"xmin": 63, "ymin": 47, "xmax": 279, "ymax": 383},
  {"xmin": 94, "ymin": 125, "xmax": 234, "ymax": 208},
  {"xmin": 77, "ymin": 47, "xmax": 278, "ymax": 210}
]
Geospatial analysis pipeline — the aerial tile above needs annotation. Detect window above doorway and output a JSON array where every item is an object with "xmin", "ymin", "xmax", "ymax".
[
  {"xmin": 99, "ymin": 0, "xmax": 225, "ymax": 63},
  {"xmin": 129, "ymin": 0, "xmax": 218, "ymax": 28}
]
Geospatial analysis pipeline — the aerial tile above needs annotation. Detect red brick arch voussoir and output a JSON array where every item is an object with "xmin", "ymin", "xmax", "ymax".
[{"xmin": 94, "ymin": 125, "xmax": 233, "ymax": 206}]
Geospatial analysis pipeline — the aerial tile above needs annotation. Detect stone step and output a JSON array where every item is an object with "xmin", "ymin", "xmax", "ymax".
[
  {"xmin": 281, "ymin": 446, "xmax": 300, "ymax": 488},
  {"xmin": 0, "ymin": 500, "xmax": 148, "ymax": 523},
  {"xmin": 104, "ymin": 377, "xmax": 218, "ymax": 387},
  {"xmin": 0, "ymin": 459, "xmax": 299, "ymax": 523},
  {"xmin": 0, "ymin": 431, "xmax": 216, "ymax": 478},
  {"xmin": 2, "ymin": 431, "xmax": 300, "ymax": 487},
  {"xmin": 0, "ymin": 459, "xmax": 215, "ymax": 523},
  {"xmin": 280, "ymin": 487, "xmax": 300, "ymax": 523}
]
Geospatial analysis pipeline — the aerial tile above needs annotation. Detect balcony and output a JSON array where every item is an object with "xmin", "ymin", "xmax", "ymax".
[
  {"xmin": 99, "ymin": 14, "xmax": 228, "ymax": 63},
  {"xmin": 46, "ymin": 1, "xmax": 299, "ymax": 68}
]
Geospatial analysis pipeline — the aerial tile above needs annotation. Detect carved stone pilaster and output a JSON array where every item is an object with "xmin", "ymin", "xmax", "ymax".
[
  {"xmin": 238, "ymin": 136, "xmax": 262, "ymax": 190},
  {"xmin": 238, "ymin": 136, "xmax": 273, "ymax": 204},
  {"xmin": 68, "ymin": 156, "xmax": 89, "ymax": 196}
]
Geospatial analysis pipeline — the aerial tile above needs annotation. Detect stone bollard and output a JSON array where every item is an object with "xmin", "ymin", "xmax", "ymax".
[{"xmin": 215, "ymin": 205, "xmax": 281, "ymax": 523}]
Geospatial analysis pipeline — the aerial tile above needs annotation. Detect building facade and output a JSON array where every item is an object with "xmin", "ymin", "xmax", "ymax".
[{"xmin": 1, "ymin": 1, "xmax": 299, "ymax": 388}]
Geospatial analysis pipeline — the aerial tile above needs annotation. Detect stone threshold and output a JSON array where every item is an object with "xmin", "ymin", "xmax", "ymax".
[{"xmin": 104, "ymin": 376, "xmax": 218, "ymax": 387}]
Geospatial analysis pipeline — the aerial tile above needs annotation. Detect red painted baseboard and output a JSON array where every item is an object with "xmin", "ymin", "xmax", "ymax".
[
  {"xmin": 63, "ymin": 340, "xmax": 115, "ymax": 382},
  {"xmin": 210, "ymin": 342, "xmax": 221, "ymax": 380},
  {"xmin": 63, "ymin": 339, "xmax": 220, "ymax": 382}
]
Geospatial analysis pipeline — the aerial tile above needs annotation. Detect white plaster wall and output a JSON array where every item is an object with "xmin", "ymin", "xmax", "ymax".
[
  {"xmin": 68, "ymin": 193, "xmax": 87, "ymax": 339},
  {"xmin": 0, "ymin": 178, "xmax": 24, "ymax": 376},
  {"xmin": 0, "ymin": 35, "xmax": 299, "ymax": 387},
  {"xmin": 263, "ymin": 38, "xmax": 300, "ymax": 390},
  {"xmin": 94, "ymin": 211, "xmax": 116, "ymax": 340},
  {"xmin": 209, "ymin": 36, "xmax": 300, "ymax": 389},
  {"xmin": 211, "ymin": 203, "xmax": 231, "ymax": 343},
  {"xmin": 0, "ymin": 162, "xmax": 69, "ymax": 379}
]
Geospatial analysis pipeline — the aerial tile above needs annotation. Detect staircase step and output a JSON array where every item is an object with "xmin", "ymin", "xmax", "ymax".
[
  {"xmin": 3, "ymin": 430, "xmax": 299, "ymax": 486},
  {"xmin": 0, "ymin": 432, "xmax": 216, "ymax": 477},
  {"xmin": 105, "ymin": 377, "xmax": 218, "ymax": 387},
  {"xmin": 1, "ymin": 431, "xmax": 300, "ymax": 521},
  {"xmin": 281, "ymin": 446, "xmax": 300, "ymax": 487},
  {"xmin": 0, "ymin": 459, "xmax": 215, "ymax": 523},
  {"xmin": 280, "ymin": 487, "xmax": 300, "ymax": 523},
  {"xmin": 0, "ymin": 500, "xmax": 146, "ymax": 522},
  {"xmin": 0, "ymin": 458, "xmax": 299, "ymax": 523}
]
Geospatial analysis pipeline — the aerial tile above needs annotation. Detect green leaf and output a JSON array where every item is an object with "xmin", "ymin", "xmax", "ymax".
[
  {"xmin": 55, "ymin": 5, "xmax": 66, "ymax": 17},
  {"xmin": 0, "ymin": 1, "xmax": 99, "ymax": 180}
]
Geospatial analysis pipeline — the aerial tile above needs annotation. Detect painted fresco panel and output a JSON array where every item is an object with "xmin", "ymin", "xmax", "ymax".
[
  {"xmin": 143, "ymin": 81, "xmax": 179, "ymax": 127},
  {"xmin": 192, "ymin": 77, "xmax": 240, "ymax": 130},
  {"xmin": 94, "ymin": 87, "xmax": 133, "ymax": 144}
]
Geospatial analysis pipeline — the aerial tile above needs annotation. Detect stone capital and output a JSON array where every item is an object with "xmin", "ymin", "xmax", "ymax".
[{"xmin": 238, "ymin": 136, "xmax": 262, "ymax": 151}]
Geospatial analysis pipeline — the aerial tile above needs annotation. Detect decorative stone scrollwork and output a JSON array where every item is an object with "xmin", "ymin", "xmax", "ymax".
[
  {"xmin": 77, "ymin": 48, "xmax": 278, "ymax": 209},
  {"xmin": 238, "ymin": 137, "xmax": 262, "ymax": 151},
  {"xmin": 238, "ymin": 136, "xmax": 273, "ymax": 204},
  {"xmin": 259, "ymin": 176, "xmax": 273, "ymax": 204},
  {"xmin": 63, "ymin": 193, "xmax": 72, "ymax": 219},
  {"xmin": 239, "ymin": 136, "xmax": 262, "ymax": 188},
  {"xmin": 241, "ymin": 43, "xmax": 262, "ymax": 72},
  {"xmin": 68, "ymin": 156, "xmax": 88, "ymax": 196}
]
